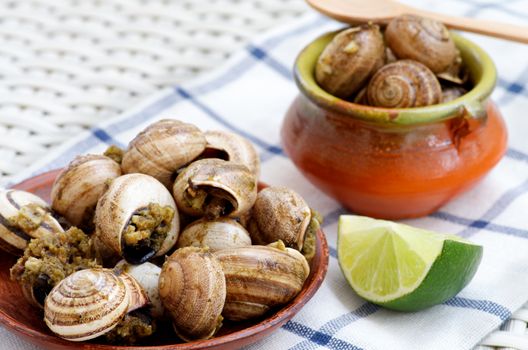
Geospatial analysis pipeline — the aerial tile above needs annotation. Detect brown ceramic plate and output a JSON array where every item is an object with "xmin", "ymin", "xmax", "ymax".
[{"xmin": 0, "ymin": 169, "xmax": 329, "ymax": 350}]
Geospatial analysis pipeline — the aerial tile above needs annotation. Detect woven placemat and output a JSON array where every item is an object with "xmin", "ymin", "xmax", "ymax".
[{"xmin": 0, "ymin": 0, "xmax": 307, "ymax": 183}]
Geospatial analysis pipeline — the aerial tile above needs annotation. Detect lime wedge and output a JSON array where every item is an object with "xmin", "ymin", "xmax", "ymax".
[{"xmin": 337, "ymin": 215, "xmax": 483, "ymax": 311}]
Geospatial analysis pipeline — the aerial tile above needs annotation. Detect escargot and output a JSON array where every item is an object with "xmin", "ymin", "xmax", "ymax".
[
  {"xmin": 214, "ymin": 244, "xmax": 310, "ymax": 321},
  {"xmin": 315, "ymin": 24, "xmax": 385, "ymax": 98},
  {"xmin": 385, "ymin": 14, "xmax": 457, "ymax": 74},
  {"xmin": 115, "ymin": 260, "xmax": 164, "ymax": 319},
  {"xmin": 172, "ymin": 159, "xmax": 257, "ymax": 219},
  {"xmin": 177, "ymin": 218, "xmax": 252, "ymax": 251},
  {"xmin": 94, "ymin": 173, "xmax": 180, "ymax": 264},
  {"xmin": 51, "ymin": 154, "xmax": 121, "ymax": 231},
  {"xmin": 0, "ymin": 189, "xmax": 64, "ymax": 255},
  {"xmin": 44, "ymin": 268, "xmax": 152, "ymax": 342},
  {"xmin": 121, "ymin": 119, "xmax": 207, "ymax": 188},
  {"xmin": 367, "ymin": 60, "xmax": 442, "ymax": 108},
  {"xmin": 200, "ymin": 130, "xmax": 260, "ymax": 178},
  {"xmin": 159, "ymin": 247, "xmax": 226, "ymax": 342},
  {"xmin": 10, "ymin": 226, "xmax": 99, "ymax": 308},
  {"xmin": 247, "ymin": 187, "xmax": 321, "ymax": 257}
]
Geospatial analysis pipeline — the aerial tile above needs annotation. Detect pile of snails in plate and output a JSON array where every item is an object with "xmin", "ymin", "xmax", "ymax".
[
  {"xmin": 315, "ymin": 14, "xmax": 469, "ymax": 108},
  {"xmin": 2, "ymin": 119, "xmax": 321, "ymax": 345}
]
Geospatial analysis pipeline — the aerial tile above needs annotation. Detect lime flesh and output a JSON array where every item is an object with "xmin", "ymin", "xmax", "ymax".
[{"xmin": 338, "ymin": 215, "xmax": 483, "ymax": 311}]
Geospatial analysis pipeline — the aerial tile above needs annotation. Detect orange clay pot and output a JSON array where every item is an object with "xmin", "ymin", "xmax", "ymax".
[{"xmin": 281, "ymin": 31, "xmax": 507, "ymax": 219}]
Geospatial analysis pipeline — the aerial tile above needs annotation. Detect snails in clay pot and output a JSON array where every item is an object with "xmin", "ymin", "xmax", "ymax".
[
  {"xmin": 10, "ymin": 226, "xmax": 99, "ymax": 308},
  {"xmin": 115, "ymin": 260, "xmax": 164, "ymax": 319},
  {"xmin": 315, "ymin": 24, "xmax": 385, "ymax": 98},
  {"xmin": 385, "ymin": 14, "xmax": 457, "ymax": 74},
  {"xmin": 214, "ymin": 243, "xmax": 309, "ymax": 321},
  {"xmin": 51, "ymin": 154, "xmax": 121, "ymax": 231},
  {"xmin": 367, "ymin": 60, "xmax": 442, "ymax": 108},
  {"xmin": 94, "ymin": 173, "xmax": 179, "ymax": 265},
  {"xmin": 121, "ymin": 119, "xmax": 207, "ymax": 188},
  {"xmin": 159, "ymin": 247, "xmax": 226, "ymax": 342},
  {"xmin": 0, "ymin": 189, "xmax": 65, "ymax": 255},
  {"xmin": 248, "ymin": 187, "xmax": 322, "ymax": 261},
  {"xmin": 176, "ymin": 217, "xmax": 252, "ymax": 251},
  {"xmin": 44, "ymin": 268, "xmax": 153, "ymax": 343},
  {"xmin": 172, "ymin": 159, "xmax": 257, "ymax": 220},
  {"xmin": 200, "ymin": 130, "xmax": 260, "ymax": 178}
]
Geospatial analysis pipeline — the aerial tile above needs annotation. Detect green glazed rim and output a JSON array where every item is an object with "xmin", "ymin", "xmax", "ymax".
[{"xmin": 294, "ymin": 31, "xmax": 497, "ymax": 125}]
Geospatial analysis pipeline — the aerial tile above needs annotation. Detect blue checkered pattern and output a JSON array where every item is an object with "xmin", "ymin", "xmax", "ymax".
[{"xmin": 7, "ymin": 1, "xmax": 528, "ymax": 349}]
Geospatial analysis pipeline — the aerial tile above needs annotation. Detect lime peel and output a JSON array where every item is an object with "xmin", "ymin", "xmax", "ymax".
[{"xmin": 338, "ymin": 215, "xmax": 483, "ymax": 311}]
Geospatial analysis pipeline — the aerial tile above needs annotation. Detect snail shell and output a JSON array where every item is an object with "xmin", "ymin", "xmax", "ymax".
[
  {"xmin": 315, "ymin": 24, "xmax": 385, "ymax": 98},
  {"xmin": 385, "ymin": 14, "xmax": 457, "ymax": 73},
  {"xmin": 0, "ymin": 189, "xmax": 63, "ymax": 255},
  {"xmin": 121, "ymin": 119, "xmax": 207, "ymax": 188},
  {"xmin": 214, "ymin": 245, "xmax": 310, "ymax": 321},
  {"xmin": 442, "ymin": 86, "xmax": 467, "ymax": 103},
  {"xmin": 159, "ymin": 247, "xmax": 226, "ymax": 342},
  {"xmin": 177, "ymin": 218, "xmax": 252, "ymax": 251},
  {"xmin": 437, "ymin": 50, "xmax": 467, "ymax": 85},
  {"xmin": 44, "ymin": 268, "xmax": 148, "ymax": 342},
  {"xmin": 201, "ymin": 130, "xmax": 260, "ymax": 178},
  {"xmin": 248, "ymin": 187, "xmax": 311, "ymax": 251},
  {"xmin": 367, "ymin": 60, "xmax": 442, "ymax": 108},
  {"xmin": 115, "ymin": 260, "xmax": 164, "ymax": 319},
  {"xmin": 94, "ymin": 173, "xmax": 179, "ymax": 265},
  {"xmin": 172, "ymin": 159, "xmax": 257, "ymax": 219},
  {"xmin": 51, "ymin": 154, "xmax": 121, "ymax": 231}
]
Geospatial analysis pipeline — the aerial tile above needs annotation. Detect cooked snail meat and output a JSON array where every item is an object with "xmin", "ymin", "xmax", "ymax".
[
  {"xmin": 173, "ymin": 159, "xmax": 257, "ymax": 219},
  {"xmin": 10, "ymin": 227, "xmax": 99, "ymax": 308},
  {"xmin": 94, "ymin": 174, "xmax": 180, "ymax": 265},
  {"xmin": 0, "ymin": 189, "xmax": 64, "ymax": 255}
]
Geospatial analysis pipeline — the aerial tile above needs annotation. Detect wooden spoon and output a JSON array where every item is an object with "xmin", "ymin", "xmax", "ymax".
[{"xmin": 307, "ymin": 0, "xmax": 528, "ymax": 44}]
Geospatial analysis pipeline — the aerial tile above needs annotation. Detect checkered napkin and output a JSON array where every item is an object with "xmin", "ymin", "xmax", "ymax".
[{"xmin": 4, "ymin": 1, "xmax": 528, "ymax": 349}]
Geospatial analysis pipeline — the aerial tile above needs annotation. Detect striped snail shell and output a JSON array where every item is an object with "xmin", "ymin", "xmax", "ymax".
[
  {"xmin": 159, "ymin": 247, "xmax": 226, "ymax": 342},
  {"xmin": 315, "ymin": 24, "xmax": 385, "ymax": 98},
  {"xmin": 44, "ymin": 268, "xmax": 148, "ymax": 342},
  {"xmin": 385, "ymin": 14, "xmax": 457, "ymax": 73},
  {"xmin": 51, "ymin": 154, "xmax": 121, "ymax": 231},
  {"xmin": 176, "ymin": 218, "xmax": 252, "ymax": 252},
  {"xmin": 247, "ymin": 187, "xmax": 311, "ymax": 251},
  {"xmin": 367, "ymin": 60, "xmax": 442, "ymax": 108},
  {"xmin": 94, "ymin": 173, "xmax": 180, "ymax": 265},
  {"xmin": 115, "ymin": 260, "xmax": 164, "ymax": 319},
  {"xmin": 201, "ymin": 130, "xmax": 260, "ymax": 178},
  {"xmin": 0, "ymin": 189, "xmax": 63, "ymax": 255},
  {"xmin": 121, "ymin": 119, "xmax": 207, "ymax": 188},
  {"xmin": 172, "ymin": 159, "xmax": 257, "ymax": 220},
  {"xmin": 214, "ymin": 245, "xmax": 310, "ymax": 321}
]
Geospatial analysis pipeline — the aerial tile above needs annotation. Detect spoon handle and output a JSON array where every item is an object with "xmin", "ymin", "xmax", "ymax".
[{"xmin": 413, "ymin": 8, "xmax": 528, "ymax": 44}]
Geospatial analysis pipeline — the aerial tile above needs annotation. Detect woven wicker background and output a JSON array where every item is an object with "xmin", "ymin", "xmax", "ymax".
[
  {"xmin": 0, "ymin": 1, "xmax": 526, "ymax": 349},
  {"xmin": 0, "ymin": 0, "xmax": 307, "ymax": 183}
]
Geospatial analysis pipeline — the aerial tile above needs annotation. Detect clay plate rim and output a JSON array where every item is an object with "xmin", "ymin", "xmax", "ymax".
[{"xmin": 0, "ymin": 169, "xmax": 330, "ymax": 350}]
